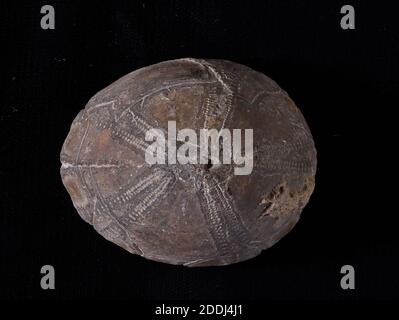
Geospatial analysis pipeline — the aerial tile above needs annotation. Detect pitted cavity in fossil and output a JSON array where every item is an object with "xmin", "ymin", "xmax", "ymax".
[{"xmin": 60, "ymin": 58, "xmax": 317, "ymax": 266}]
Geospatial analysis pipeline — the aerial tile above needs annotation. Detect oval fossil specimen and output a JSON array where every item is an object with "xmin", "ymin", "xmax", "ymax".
[{"xmin": 60, "ymin": 58, "xmax": 317, "ymax": 266}]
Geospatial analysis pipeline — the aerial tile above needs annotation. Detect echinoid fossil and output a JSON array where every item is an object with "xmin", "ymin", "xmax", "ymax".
[{"xmin": 60, "ymin": 58, "xmax": 317, "ymax": 266}]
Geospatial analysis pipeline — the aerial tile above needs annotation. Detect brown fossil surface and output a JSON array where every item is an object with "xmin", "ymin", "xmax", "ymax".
[{"xmin": 60, "ymin": 58, "xmax": 317, "ymax": 266}]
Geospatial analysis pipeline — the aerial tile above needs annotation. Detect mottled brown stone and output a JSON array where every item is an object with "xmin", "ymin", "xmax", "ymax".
[{"xmin": 60, "ymin": 58, "xmax": 317, "ymax": 266}]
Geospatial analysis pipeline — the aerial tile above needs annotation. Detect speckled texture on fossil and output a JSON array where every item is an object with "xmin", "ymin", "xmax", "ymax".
[{"xmin": 60, "ymin": 58, "xmax": 317, "ymax": 266}]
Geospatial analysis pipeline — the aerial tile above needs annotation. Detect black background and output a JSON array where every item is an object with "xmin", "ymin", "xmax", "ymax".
[{"xmin": 0, "ymin": 0, "xmax": 397, "ymax": 302}]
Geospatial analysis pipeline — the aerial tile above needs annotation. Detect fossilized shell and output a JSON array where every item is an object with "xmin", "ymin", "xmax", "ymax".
[{"xmin": 60, "ymin": 58, "xmax": 317, "ymax": 266}]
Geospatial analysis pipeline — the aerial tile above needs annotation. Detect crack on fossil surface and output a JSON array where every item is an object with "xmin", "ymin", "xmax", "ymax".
[{"xmin": 61, "ymin": 162, "xmax": 122, "ymax": 169}]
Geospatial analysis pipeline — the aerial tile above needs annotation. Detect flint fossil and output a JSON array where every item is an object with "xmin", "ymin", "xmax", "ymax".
[{"xmin": 60, "ymin": 58, "xmax": 317, "ymax": 266}]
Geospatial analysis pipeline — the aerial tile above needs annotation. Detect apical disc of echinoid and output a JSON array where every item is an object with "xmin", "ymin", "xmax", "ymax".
[{"xmin": 60, "ymin": 58, "xmax": 317, "ymax": 266}]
